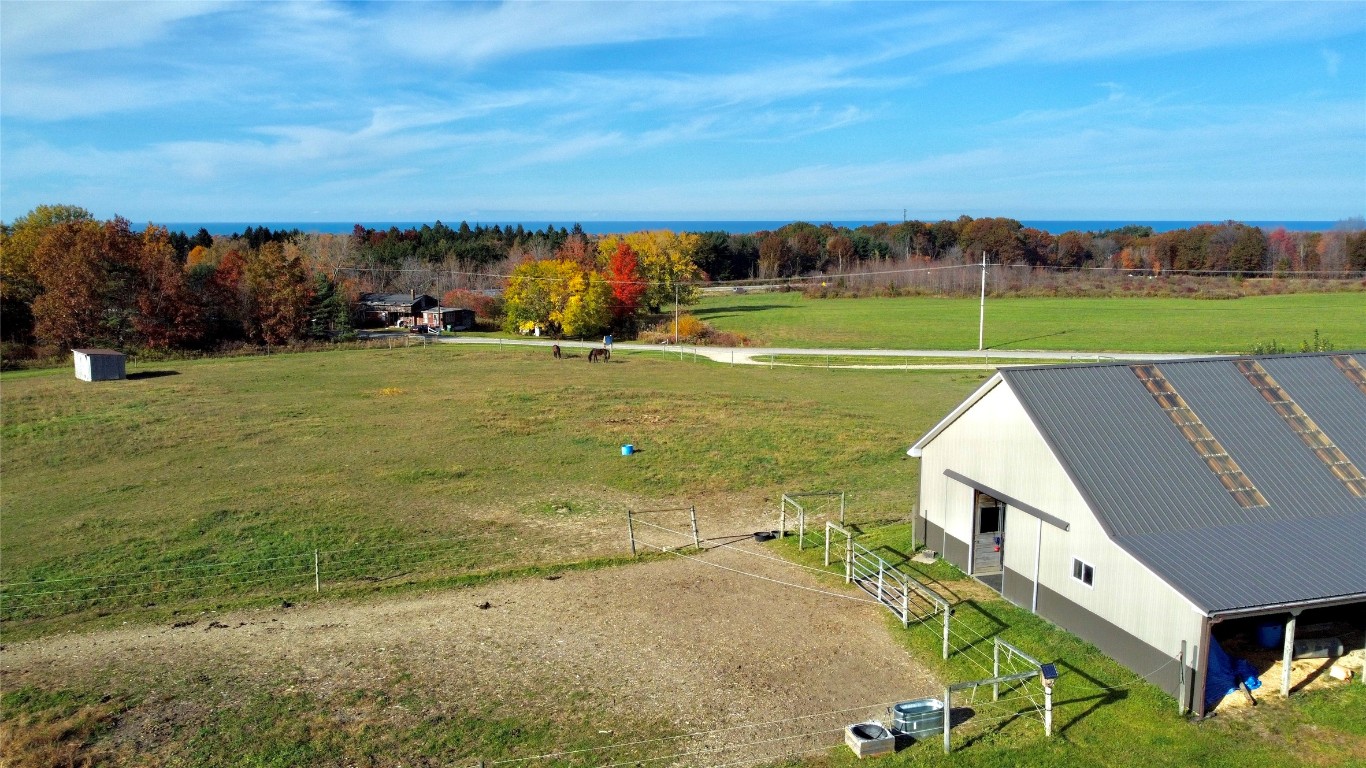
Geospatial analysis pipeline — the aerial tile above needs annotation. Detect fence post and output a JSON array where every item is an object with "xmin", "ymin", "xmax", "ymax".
[
  {"xmin": 846, "ymin": 534, "xmax": 853, "ymax": 584},
  {"xmin": 942, "ymin": 605, "xmax": 950, "ymax": 660},
  {"xmin": 993, "ymin": 639, "xmax": 1000, "ymax": 701},
  {"xmin": 824, "ymin": 524, "xmax": 831, "ymax": 567},
  {"xmin": 1044, "ymin": 681, "xmax": 1053, "ymax": 737},
  {"xmin": 877, "ymin": 560, "xmax": 884, "ymax": 602},
  {"xmin": 627, "ymin": 510, "xmax": 637, "ymax": 557},
  {"xmin": 839, "ymin": 491, "xmax": 845, "ymax": 525},
  {"xmin": 779, "ymin": 500, "xmax": 785, "ymax": 539},
  {"xmin": 798, "ymin": 508, "xmax": 804, "ymax": 551},
  {"xmin": 943, "ymin": 686, "xmax": 952, "ymax": 754},
  {"xmin": 689, "ymin": 505, "xmax": 700, "ymax": 550},
  {"xmin": 314, "ymin": 549, "xmax": 320, "ymax": 594},
  {"xmin": 901, "ymin": 582, "xmax": 908, "ymax": 627},
  {"xmin": 1177, "ymin": 640, "xmax": 1188, "ymax": 715}
]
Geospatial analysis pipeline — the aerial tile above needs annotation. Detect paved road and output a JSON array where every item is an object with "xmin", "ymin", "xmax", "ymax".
[{"xmin": 403, "ymin": 334, "xmax": 1212, "ymax": 368}]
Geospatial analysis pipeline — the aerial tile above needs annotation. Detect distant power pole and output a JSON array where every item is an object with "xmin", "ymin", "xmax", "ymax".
[{"xmin": 978, "ymin": 251, "xmax": 987, "ymax": 351}]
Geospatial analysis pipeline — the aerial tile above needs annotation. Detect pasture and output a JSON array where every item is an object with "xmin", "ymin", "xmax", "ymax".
[
  {"xmin": 3, "ymin": 345, "xmax": 1363, "ymax": 766},
  {"xmin": 693, "ymin": 291, "xmax": 1366, "ymax": 352}
]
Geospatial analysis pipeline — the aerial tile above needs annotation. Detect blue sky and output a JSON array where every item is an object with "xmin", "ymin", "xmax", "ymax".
[{"xmin": 2, "ymin": 1, "xmax": 1364, "ymax": 223}]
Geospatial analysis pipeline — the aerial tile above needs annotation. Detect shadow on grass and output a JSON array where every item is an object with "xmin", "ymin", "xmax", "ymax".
[
  {"xmin": 691, "ymin": 304, "xmax": 790, "ymax": 317},
  {"xmin": 127, "ymin": 370, "xmax": 180, "ymax": 380},
  {"xmin": 1053, "ymin": 659, "xmax": 1129, "ymax": 735}
]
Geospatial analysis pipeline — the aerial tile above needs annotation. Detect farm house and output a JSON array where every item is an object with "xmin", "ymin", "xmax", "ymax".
[
  {"xmin": 72, "ymin": 348, "xmax": 126, "ymax": 382},
  {"xmin": 908, "ymin": 352, "xmax": 1366, "ymax": 716}
]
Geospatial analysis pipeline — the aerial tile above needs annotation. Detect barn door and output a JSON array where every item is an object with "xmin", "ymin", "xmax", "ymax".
[{"xmin": 972, "ymin": 494, "xmax": 1004, "ymax": 574}]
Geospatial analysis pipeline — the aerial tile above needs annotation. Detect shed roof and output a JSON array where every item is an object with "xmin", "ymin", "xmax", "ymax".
[
  {"xmin": 923, "ymin": 352, "xmax": 1366, "ymax": 615},
  {"xmin": 72, "ymin": 348, "xmax": 124, "ymax": 356}
]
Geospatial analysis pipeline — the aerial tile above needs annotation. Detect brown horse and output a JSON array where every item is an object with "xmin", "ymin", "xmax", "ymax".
[
  {"xmin": 587, "ymin": 348, "xmax": 608, "ymax": 362},
  {"xmin": 552, "ymin": 344, "xmax": 562, "ymax": 359}
]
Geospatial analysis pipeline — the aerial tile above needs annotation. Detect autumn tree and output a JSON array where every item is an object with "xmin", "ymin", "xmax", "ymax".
[
  {"xmin": 607, "ymin": 241, "xmax": 647, "ymax": 324},
  {"xmin": 596, "ymin": 231, "xmax": 702, "ymax": 313},
  {"xmin": 30, "ymin": 217, "xmax": 142, "ymax": 348},
  {"xmin": 501, "ymin": 257, "xmax": 611, "ymax": 337},
  {"xmin": 133, "ymin": 225, "xmax": 204, "ymax": 348},
  {"xmin": 1, "ymin": 204, "xmax": 94, "ymax": 341},
  {"xmin": 244, "ymin": 242, "xmax": 313, "ymax": 344}
]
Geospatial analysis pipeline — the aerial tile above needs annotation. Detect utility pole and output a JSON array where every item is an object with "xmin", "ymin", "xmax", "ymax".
[{"xmin": 978, "ymin": 251, "xmax": 987, "ymax": 351}]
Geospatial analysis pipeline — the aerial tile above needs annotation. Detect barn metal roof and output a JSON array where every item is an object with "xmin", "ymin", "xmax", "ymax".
[{"xmin": 997, "ymin": 351, "xmax": 1366, "ymax": 615}]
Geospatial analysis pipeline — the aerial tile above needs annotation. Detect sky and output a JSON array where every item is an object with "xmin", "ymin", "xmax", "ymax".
[{"xmin": 2, "ymin": 1, "xmax": 1364, "ymax": 224}]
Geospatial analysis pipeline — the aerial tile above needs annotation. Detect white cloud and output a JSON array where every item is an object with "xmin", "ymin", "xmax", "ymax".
[
  {"xmin": 0, "ymin": 0, "xmax": 229, "ymax": 60},
  {"xmin": 374, "ymin": 1, "xmax": 760, "ymax": 66}
]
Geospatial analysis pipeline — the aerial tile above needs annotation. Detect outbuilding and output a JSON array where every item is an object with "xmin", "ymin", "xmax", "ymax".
[
  {"xmin": 908, "ymin": 352, "xmax": 1366, "ymax": 716},
  {"xmin": 72, "ymin": 349, "xmax": 126, "ymax": 382}
]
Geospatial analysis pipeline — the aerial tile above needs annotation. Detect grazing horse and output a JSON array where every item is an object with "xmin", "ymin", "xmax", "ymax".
[
  {"xmin": 588, "ymin": 348, "xmax": 608, "ymax": 362},
  {"xmin": 552, "ymin": 344, "xmax": 562, "ymax": 359}
]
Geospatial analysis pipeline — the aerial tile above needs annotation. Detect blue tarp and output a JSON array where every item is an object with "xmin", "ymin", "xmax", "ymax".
[{"xmin": 1205, "ymin": 636, "xmax": 1263, "ymax": 709}]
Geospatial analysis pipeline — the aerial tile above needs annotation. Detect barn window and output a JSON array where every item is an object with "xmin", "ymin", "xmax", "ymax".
[{"xmin": 1071, "ymin": 557, "xmax": 1094, "ymax": 587}]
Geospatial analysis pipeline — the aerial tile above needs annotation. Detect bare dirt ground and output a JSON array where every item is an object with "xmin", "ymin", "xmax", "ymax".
[{"xmin": 1, "ymin": 536, "xmax": 941, "ymax": 764}]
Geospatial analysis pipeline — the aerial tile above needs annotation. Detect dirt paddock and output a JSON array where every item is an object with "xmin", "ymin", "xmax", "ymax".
[{"xmin": 1, "ymin": 539, "xmax": 941, "ymax": 762}]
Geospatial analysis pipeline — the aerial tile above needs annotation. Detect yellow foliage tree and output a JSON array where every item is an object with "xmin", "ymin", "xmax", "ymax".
[
  {"xmin": 596, "ymin": 230, "xmax": 702, "ymax": 313},
  {"xmin": 502, "ymin": 257, "xmax": 611, "ymax": 337}
]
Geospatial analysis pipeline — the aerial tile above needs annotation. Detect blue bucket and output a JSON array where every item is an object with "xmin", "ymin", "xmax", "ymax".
[
  {"xmin": 1257, "ymin": 622, "xmax": 1284, "ymax": 649},
  {"xmin": 621, "ymin": 444, "xmax": 634, "ymax": 456}
]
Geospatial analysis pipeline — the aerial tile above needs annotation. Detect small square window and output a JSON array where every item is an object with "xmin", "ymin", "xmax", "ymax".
[{"xmin": 1072, "ymin": 558, "xmax": 1094, "ymax": 587}]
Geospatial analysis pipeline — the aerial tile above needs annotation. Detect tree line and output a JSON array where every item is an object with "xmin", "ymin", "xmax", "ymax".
[{"xmin": 3, "ymin": 204, "xmax": 1363, "ymax": 356}]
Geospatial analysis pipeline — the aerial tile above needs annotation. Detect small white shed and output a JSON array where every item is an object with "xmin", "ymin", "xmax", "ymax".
[{"xmin": 72, "ymin": 349, "xmax": 126, "ymax": 382}]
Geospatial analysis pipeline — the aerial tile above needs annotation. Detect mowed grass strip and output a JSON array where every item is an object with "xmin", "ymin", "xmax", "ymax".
[
  {"xmin": 693, "ymin": 291, "xmax": 1366, "ymax": 352},
  {"xmin": 0, "ymin": 345, "xmax": 984, "ymax": 633}
]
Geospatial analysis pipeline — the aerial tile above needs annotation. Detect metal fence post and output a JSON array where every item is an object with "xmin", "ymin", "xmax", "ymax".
[
  {"xmin": 993, "ymin": 639, "xmax": 1000, "ymax": 701},
  {"xmin": 314, "ymin": 550, "xmax": 320, "ymax": 593},
  {"xmin": 943, "ymin": 686, "xmax": 952, "ymax": 754},
  {"xmin": 689, "ymin": 505, "xmax": 700, "ymax": 550},
  {"xmin": 942, "ymin": 605, "xmax": 951, "ymax": 660},
  {"xmin": 877, "ymin": 560, "xmax": 884, "ymax": 602},
  {"xmin": 1044, "ymin": 682, "xmax": 1053, "ymax": 737},
  {"xmin": 1178, "ymin": 641, "xmax": 1188, "ymax": 715},
  {"xmin": 824, "ymin": 524, "xmax": 831, "ymax": 567},
  {"xmin": 627, "ymin": 510, "xmax": 637, "ymax": 557},
  {"xmin": 840, "ymin": 491, "xmax": 845, "ymax": 525},
  {"xmin": 901, "ymin": 582, "xmax": 909, "ymax": 627}
]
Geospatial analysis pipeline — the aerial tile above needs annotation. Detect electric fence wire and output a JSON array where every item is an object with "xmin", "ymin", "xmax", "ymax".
[
  {"xmin": 489, "ymin": 698, "xmax": 910, "ymax": 765},
  {"xmin": 634, "ymin": 541, "xmax": 882, "ymax": 606}
]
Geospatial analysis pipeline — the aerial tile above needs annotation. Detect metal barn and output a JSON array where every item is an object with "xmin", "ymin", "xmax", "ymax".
[
  {"xmin": 72, "ymin": 349, "xmax": 126, "ymax": 382},
  {"xmin": 908, "ymin": 352, "xmax": 1366, "ymax": 716}
]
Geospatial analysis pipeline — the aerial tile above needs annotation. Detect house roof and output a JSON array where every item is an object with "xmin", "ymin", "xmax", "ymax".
[
  {"xmin": 920, "ymin": 352, "xmax": 1366, "ymax": 615},
  {"xmin": 358, "ymin": 293, "xmax": 434, "ymax": 307}
]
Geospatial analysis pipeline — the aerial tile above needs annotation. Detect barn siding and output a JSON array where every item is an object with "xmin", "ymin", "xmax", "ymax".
[{"xmin": 917, "ymin": 377, "xmax": 1206, "ymax": 694}]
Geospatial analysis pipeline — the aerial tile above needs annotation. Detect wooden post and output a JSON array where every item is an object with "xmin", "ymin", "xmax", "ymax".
[
  {"xmin": 314, "ymin": 550, "xmax": 320, "ymax": 593},
  {"xmin": 839, "ymin": 491, "xmax": 846, "ymax": 525},
  {"xmin": 627, "ymin": 510, "xmax": 637, "ymax": 557},
  {"xmin": 901, "ymin": 582, "xmax": 909, "ymax": 627},
  {"xmin": 689, "ymin": 505, "xmax": 701, "ymax": 550},
  {"xmin": 824, "ymin": 525, "xmax": 831, "ymax": 567},
  {"xmin": 798, "ymin": 508, "xmax": 805, "ymax": 550},
  {"xmin": 845, "ymin": 534, "xmax": 853, "ymax": 584},
  {"xmin": 943, "ymin": 685, "xmax": 952, "ymax": 754},
  {"xmin": 779, "ymin": 501, "xmax": 785, "ymax": 539}
]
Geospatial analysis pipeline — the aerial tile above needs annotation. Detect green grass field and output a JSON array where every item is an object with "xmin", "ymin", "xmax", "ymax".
[
  {"xmin": 693, "ymin": 291, "xmax": 1366, "ymax": 352},
  {"xmin": 0, "ymin": 345, "xmax": 980, "ymax": 634},
  {"xmin": 3, "ymin": 342, "xmax": 1362, "ymax": 766}
]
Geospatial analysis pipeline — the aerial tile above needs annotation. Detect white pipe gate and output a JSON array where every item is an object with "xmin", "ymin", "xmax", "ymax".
[{"xmin": 825, "ymin": 522, "xmax": 953, "ymax": 660}]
